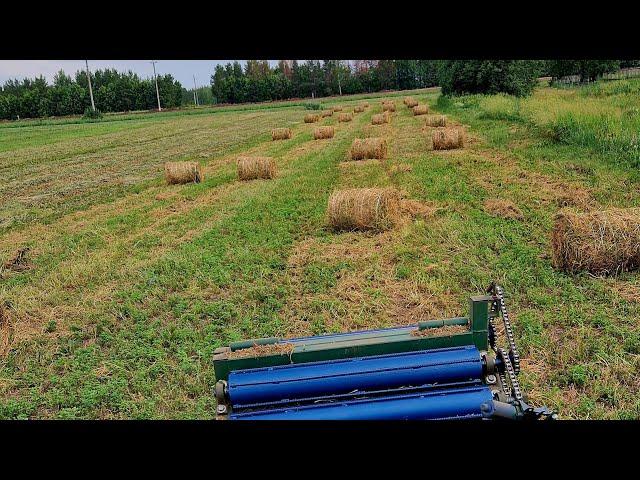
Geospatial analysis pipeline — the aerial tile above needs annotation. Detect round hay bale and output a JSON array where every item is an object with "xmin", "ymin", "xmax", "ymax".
[
  {"xmin": 362, "ymin": 101, "xmax": 370, "ymax": 108},
  {"xmin": 164, "ymin": 161, "xmax": 203, "ymax": 185},
  {"xmin": 332, "ymin": 106, "xmax": 343, "ymax": 112},
  {"xmin": 383, "ymin": 111, "xmax": 392, "ymax": 123},
  {"xmin": 404, "ymin": 97, "xmax": 418, "ymax": 108},
  {"xmin": 237, "ymin": 156, "xmax": 276, "ymax": 181},
  {"xmin": 551, "ymin": 208, "xmax": 640, "ymax": 275},
  {"xmin": 412, "ymin": 105, "xmax": 429, "ymax": 116},
  {"xmin": 271, "ymin": 127, "xmax": 292, "ymax": 141},
  {"xmin": 424, "ymin": 115, "xmax": 447, "ymax": 127},
  {"xmin": 382, "ymin": 102, "xmax": 396, "ymax": 112},
  {"xmin": 304, "ymin": 113, "xmax": 320, "ymax": 123},
  {"xmin": 349, "ymin": 137, "xmax": 388, "ymax": 160},
  {"xmin": 432, "ymin": 127, "xmax": 466, "ymax": 150},
  {"xmin": 354, "ymin": 105, "xmax": 365, "ymax": 113},
  {"xmin": 327, "ymin": 188, "xmax": 400, "ymax": 231},
  {"xmin": 321, "ymin": 110, "xmax": 333, "ymax": 118},
  {"xmin": 371, "ymin": 113, "xmax": 387, "ymax": 125},
  {"xmin": 313, "ymin": 126, "xmax": 335, "ymax": 140},
  {"xmin": 338, "ymin": 113, "xmax": 353, "ymax": 123}
]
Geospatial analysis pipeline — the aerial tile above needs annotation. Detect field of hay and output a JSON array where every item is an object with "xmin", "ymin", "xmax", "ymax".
[{"xmin": 1, "ymin": 81, "xmax": 639, "ymax": 419}]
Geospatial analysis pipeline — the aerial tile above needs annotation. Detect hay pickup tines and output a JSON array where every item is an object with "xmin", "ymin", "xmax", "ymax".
[{"xmin": 213, "ymin": 284, "xmax": 556, "ymax": 420}]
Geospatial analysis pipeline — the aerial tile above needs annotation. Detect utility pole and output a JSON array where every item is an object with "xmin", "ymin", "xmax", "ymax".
[
  {"xmin": 151, "ymin": 61, "xmax": 162, "ymax": 111},
  {"xmin": 193, "ymin": 74, "xmax": 199, "ymax": 106},
  {"xmin": 336, "ymin": 60, "xmax": 343, "ymax": 96},
  {"xmin": 85, "ymin": 60, "xmax": 96, "ymax": 111}
]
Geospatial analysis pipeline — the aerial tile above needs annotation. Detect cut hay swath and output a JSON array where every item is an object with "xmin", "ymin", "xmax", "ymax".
[
  {"xmin": 354, "ymin": 105, "xmax": 365, "ymax": 113},
  {"xmin": 338, "ymin": 113, "xmax": 353, "ymax": 122},
  {"xmin": 371, "ymin": 113, "xmax": 388, "ymax": 125},
  {"xmin": 424, "ymin": 115, "xmax": 447, "ymax": 127},
  {"xmin": 237, "ymin": 156, "xmax": 276, "ymax": 181},
  {"xmin": 321, "ymin": 110, "xmax": 333, "ymax": 117},
  {"xmin": 271, "ymin": 127, "xmax": 292, "ymax": 140},
  {"xmin": 349, "ymin": 137, "xmax": 388, "ymax": 160},
  {"xmin": 327, "ymin": 187, "xmax": 400, "ymax": 231},
  {"xmin": 164, "ymin": 161, "xmax": 203, "ymax": 184},
  {"xmin": 304, "ymin": 113, "xmax": 320, "ymax": 123},
  {"xmin": 432, "ymin": 127, "xmax": 466, "ymax": 150},
  {"xmin": 382, "ymin": 102, "xmax": 396, "ymax": 112},
  {"xmin": 313, "ymin": 126, "xmax": 335, "ymax": 140},
  {"xmin": 332, "ymin": 106, "xmax": 343, "ymax": 112},
  {"xmin": 404, "ymin": 97, "xmax": 418, "ymax": 108},
  {"xmin": 551, "ymin": 208, "xmax": 640, "ymax": 275},
  {"xmin": 412, "ymin": 105, "xmax": 429, "ymax": 116}
]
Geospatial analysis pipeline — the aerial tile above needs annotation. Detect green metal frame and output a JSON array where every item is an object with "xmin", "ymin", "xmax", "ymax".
[{"xmin": 213, "ymin": 294, "xmax": 492, "ymax": 382}]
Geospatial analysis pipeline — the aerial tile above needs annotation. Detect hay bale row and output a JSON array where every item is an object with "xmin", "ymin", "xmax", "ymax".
[
  {"xmin": 551, "ymin": 208, "xmax": 640, "ymax": 275},
  {"xmin": 327, "ymin": 188, "xmax": 400, "ymax": 231},
  {"xmin": 354, "ymin": 105, "xmax": 365, "ymax": 113},
  {"xmin": 164, "ymin": 161, "xmax": 203, "ymax": 184},
  {"xmin": 382, "ymin": 102, "xmax": 396, "ymax": 112},
  {"xmin": 304, "ymin": 113, "xmax": 320, "ymax": 123},
  {"xmin": 271, "ymin": 127, "xmax": 292, "ymax": 141},
  {"xmin": 371, "ymin": 113, "xmax": 388, "ymax": 125},
  {"xmin": 424, "ymin": 115, "xmax": 447, "ymax": 127},
  {"xmin": 349, "ymin": 137, "xmax": 387, "ymax": 160},
  {"xmin": 321, "ymin": 110, "xmax": 333, "ymax": 117},
  {"xmin": 412, "ymin": 105, "xmax": 429, "ymax": 116},
  {"xmin": 404, "ymin": 97, "xmax": 418, "ymax": 108},
  {"xmin": 432, "ymin": 127, "xmax": 466, "ymax": 150},
  {"xmin": 314, "ymin": 126, "xmax": 335, "ymax": 140},
  {"xmin": 237, "ymin": 156, "xmax": 276, "ymax": 181},
  {"xmin": 338, "ymin": 113, "xmax": 353, "ymax": 123}
]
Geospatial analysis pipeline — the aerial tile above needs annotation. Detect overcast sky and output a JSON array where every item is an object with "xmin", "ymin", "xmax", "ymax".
[{"xmin": 0, "ymin": 60, "xmax": 279, "ymax": 88}]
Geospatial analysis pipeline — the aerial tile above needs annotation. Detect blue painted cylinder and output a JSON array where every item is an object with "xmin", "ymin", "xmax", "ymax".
[
  {"xmin": 228, "ymin": 346, "xmax": 483, "ymax": 408},
  {"xmin": 230, "ymin": 385, "xmax": 494, "ymax": 420}
]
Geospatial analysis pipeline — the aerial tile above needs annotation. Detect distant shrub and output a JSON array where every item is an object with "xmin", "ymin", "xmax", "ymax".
[
  {"xmin": 478, "ymin": 94, "xmax": 522, "ymax": 121},
  {"xmin": 83, "ymin": 108, "xmax": 103, "ymax": 120},
  {"xmin": 439, "ymin": 61, "xmax": 542, "ymax": 97},
  {"xmin": 303, "ymin": 102, "xmax": 321, "ymax": 110}
]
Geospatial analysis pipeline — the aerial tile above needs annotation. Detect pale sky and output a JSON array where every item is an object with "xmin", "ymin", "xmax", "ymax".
[{"xmin": 0, "ymin": 60, "xmax": 279, "ymax": 89}]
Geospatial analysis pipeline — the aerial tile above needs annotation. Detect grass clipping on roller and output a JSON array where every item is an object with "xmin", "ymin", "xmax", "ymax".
[
  {"xmin": 327, "ymin": 188, "xmax": 400, "ymax": 231},
  {"xmin": 412, "ymin": 104, "xmax": 429, "ymax": 116},
  {"xmin": 271, "ymin": 127, "xmax": 292, "ymax": 140},
  {"xmin": 349, "ymin": 137, "xmax": 388, "ymax": 160},
  {"xmin": 237, "ymin": 156, "xmax": 276, "ymax": 181},
  {"xmin": 304, "ymin": 113, "xmax": 320, "ymax": 123},
  {"xmin": 432, "ymin": 127, "xmax": 466, "ymax": 150},
  {"xmin": 314, "ymin": 126, "xmax": 335, "ymax": 139},
  {"xmin": 404, "ymin": 97, "xmax": 418, "ymax": 108},
  {"xmin": 164, "ymin": 161, "xmax": 203, "ymax": 184},
  {"xmin": 551, "ymin": 208, "xmax": 640, "ymax": 275},
  {"xmin": 227, "ymin": 342, "xmax": 295, "ymax": 359},
  {"xmin": 425, "ymin": 115, "xmax": 447, "ymax": 127},
  {"xmin": 338, "ymin": 112, "xmax": 353, "ymax": 122},
  {"xmin": 321, "ymin": 110, "xmax": 333, "ymax": 117}
]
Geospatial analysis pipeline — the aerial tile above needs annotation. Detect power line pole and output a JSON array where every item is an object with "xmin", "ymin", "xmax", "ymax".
[
  {"xmin": 193, "ymin": 75, "xmax": 199, "ymax": 106},
  {"xmin": 85, "ymin": 60, "xmax": 96, "ymax": 111},
  {"xmin": 151, "ymin": 61, "xmax": 162, "ymax": 112},
  {"xmin": 336, "ymin": 60, "xmax": 343, "ymax": 96}
]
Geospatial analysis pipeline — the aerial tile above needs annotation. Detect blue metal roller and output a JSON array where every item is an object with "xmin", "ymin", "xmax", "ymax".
[
  {"xmin": 228, "ymin": 346, "xmax": 483, "ymax": 408},
  {"xmin": 229, "ymin": 385, "xmax": 495, "ymax": 420}
]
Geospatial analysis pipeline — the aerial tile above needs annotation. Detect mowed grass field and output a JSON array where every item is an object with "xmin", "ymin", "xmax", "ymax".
[{"xmin": 1, "ymin": 81, "xmax": 639, "ymax": 419}]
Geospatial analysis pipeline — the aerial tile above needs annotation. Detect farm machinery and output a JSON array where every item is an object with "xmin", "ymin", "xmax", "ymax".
[{"xmin": 212, "ymin": 283, "xmax": 556, "ymax": 420}]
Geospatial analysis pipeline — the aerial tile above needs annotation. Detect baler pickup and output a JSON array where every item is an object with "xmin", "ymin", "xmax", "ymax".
[{"xmin": 213, "ymin": 283, "xmax": 556, "ymax": 420}]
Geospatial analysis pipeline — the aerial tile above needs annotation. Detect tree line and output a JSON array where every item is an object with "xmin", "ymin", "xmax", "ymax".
[
  {"xmin": 2, "ymin": 60, "xmax": 637, "ymax": 120},
  {"xmin": 0, "ymin": 69, "xmax": 183, "ymax": 120}
]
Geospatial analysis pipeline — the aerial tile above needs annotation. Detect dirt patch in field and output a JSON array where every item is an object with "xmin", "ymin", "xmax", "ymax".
[{"xmin": 399, "ymin": 199, "xmax": 442, "ymax": 220}]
